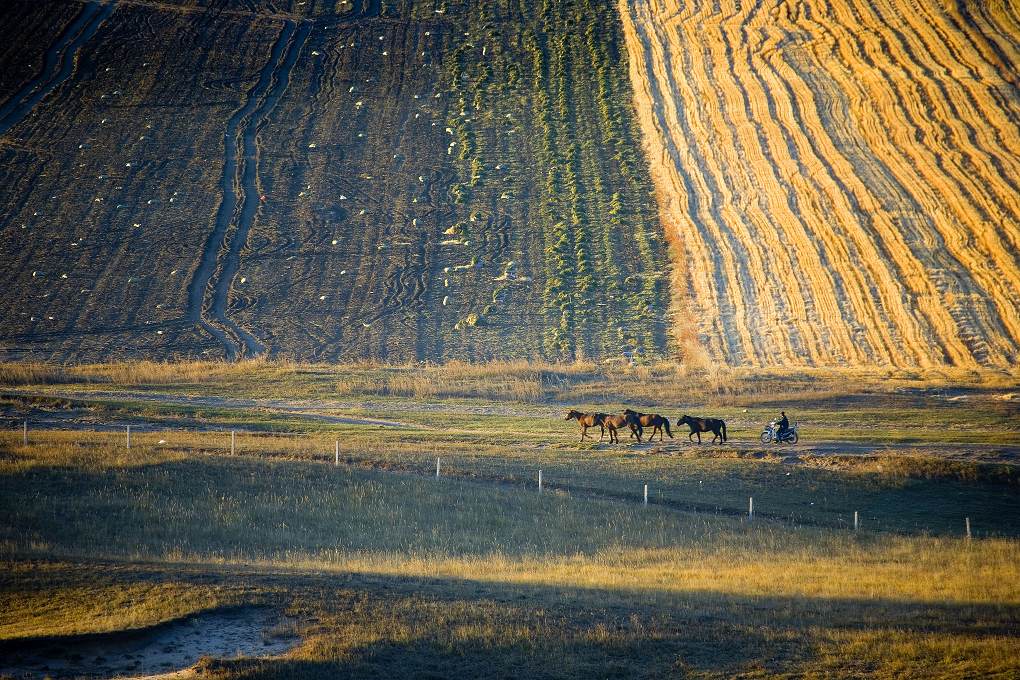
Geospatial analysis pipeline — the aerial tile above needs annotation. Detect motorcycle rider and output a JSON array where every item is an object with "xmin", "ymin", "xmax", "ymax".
[{"xmin": 776, "ymin": 411, "xmax": 790, "ymax": 441}]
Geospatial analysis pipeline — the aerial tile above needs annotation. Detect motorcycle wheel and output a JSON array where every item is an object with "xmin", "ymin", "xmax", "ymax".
[
  {"xmin": 787, "ymin": 432, "xmax": 799, "ymax": 444},
  {"xmin": 759, "ymin": 431, "xmax": 772, "ymax": 444}
]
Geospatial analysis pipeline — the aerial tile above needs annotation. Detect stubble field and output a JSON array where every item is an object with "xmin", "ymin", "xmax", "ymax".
[{"xmin": 620, "ymin": 0, "xmax": 1020, "ymax": 368}]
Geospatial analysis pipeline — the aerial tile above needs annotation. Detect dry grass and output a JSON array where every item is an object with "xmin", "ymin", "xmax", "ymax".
[
  {"xmin": 0, "ymin": 565, "xmax": 261, "ymax": 640},
  {"xmin": 4, "ymin": 358, "xmax": 1017, "ymax": 406},
  {"xmin": 2, "ymin": 427, "xmax": 1018, "ymax": 677},
  {"xmin": 333, "ymin": 360, "xmax": 589, "ymax": 401},
  {"xmin": 0, "ymin": 362, "xmax": 84, "ymax": 387},
  {"xmin": 0, "ymin": 358, "xmax": 292, "ymax": 388},
  {"xmin": 2, "ymin": 435, "xmax": 1017, "ymax": 604},
  {"xmin": 70, "ymin": 359, "xmax": 283, "ymax": 386}
]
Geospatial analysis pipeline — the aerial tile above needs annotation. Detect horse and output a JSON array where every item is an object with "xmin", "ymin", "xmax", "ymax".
[
  {"xmin": 623, "ymin": 409, "xmax": 673, "ymax": 442},
  {"xmin": 678, "ymin": 414, "xmax": 727, "ymax": 443},
  {"xmin": 602, "ymin": 412, "xmax": 643, "ymax": 444},
  {"xmin": 565, "ymin": 410, "xmax": 607, "ymax": 442}
]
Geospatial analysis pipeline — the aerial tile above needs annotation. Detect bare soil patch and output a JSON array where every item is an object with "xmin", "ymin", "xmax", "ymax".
[{"xmin": 0, "ymin": 607, "xmax": 297, "ymax": 679}]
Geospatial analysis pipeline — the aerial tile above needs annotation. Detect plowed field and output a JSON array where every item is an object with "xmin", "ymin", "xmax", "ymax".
[
  {"xmin": 620, "ymin": 0, "xmax": 1020, "ymax": 368},
  {"xmin": 0, "ymin": 0, "xmax": 669, "ymax": 362}
]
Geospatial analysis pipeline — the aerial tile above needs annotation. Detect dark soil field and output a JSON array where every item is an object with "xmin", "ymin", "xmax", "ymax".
[{"xmin": 0, "ymin": 0, "xmax": 669, "ymax": 363}]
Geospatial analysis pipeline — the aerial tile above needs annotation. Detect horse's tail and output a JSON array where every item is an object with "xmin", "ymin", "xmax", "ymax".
[
  {"xmin": 721, "ymin": 421, "xmax": 727, "ymax": 442},
  {"xmin": 663, "ymin": 418, "xmax": 673, "ymax": 438}
]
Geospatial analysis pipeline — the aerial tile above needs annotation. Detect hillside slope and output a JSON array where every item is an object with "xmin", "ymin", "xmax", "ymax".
[
  {"xmin": 0, "ymin": 0, "xmax": 669, "ymax": 363},
  {"xmin": 620, "ymin": 0, "xmax": 1020, "ymax": 368}
]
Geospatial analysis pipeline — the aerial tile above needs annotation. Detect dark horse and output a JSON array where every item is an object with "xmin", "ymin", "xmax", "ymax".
[
  {"xmin": 623, "ymin": 409, "xmax": 673, "ymax": 442},
  {"xmin": 565, "ymin": 410, "xmax": 606, "ymax": 442},
  {"xmin": 602, "ymin": 412, "xmax": 643, "ymax": 444},
  {"xmin": 678, "ymin": 414, "xmax": 727, "ymax": 443}
]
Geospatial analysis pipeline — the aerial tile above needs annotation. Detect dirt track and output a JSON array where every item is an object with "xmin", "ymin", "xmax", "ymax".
[
  {"xmin": 0, "ymin": 607, "xmax": 295, "ymax": 679},
  {"xmin": 619, "ymin": 0, "xmax": 1020, "ymax": 368},
  {"xmin": 4, "ymin": 387, "xmax": 1016, "ymax": 464}
]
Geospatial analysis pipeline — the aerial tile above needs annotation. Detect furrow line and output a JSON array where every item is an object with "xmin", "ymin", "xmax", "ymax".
[
  {"xmin": 778, "ymin": 7, "xmax": 969, "ymax": 365},
  {"xmin": 836, "ymin": 0, "xmax": 1018, "ymax": 362}
]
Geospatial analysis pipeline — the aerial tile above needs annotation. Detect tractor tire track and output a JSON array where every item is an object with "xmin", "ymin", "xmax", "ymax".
[
  {"xmin": 0, "ymin": 1, "xmax": 114, "ymax": 137},
  {"xmin": 187, "ymin": 20, "xmax": 309, "ymax": 359},
  {"xmin": 366, "ymin": 232, "xmax": 429, "ymax": 327}
]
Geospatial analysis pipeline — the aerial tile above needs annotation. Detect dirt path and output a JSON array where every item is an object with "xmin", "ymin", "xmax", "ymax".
[
  {"xmin": 2, "ymin": 388, "xmax": 416, "ymax": 429},
  {"xmin": 5, "ymin": 387, "xmax": 1017, "ymax": 459},
  {"xmin": 0, "ymin": 607, "xmax": 296, "ymax": 679}
]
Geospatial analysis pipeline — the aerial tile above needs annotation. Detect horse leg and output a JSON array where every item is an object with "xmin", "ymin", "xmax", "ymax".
[
  {"xmin": 599, "ymin": 424, "xmax": 605, "ymax": 441},
  {"xmin": 697, "ymin": 431, "xmax": 702, "ymax": 444},
  {"xmin": 688, "ymin": 431, "xmax": 695, "ymax": 442}
]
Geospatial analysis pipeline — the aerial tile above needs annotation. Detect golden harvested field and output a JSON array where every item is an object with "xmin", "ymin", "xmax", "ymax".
[{"xmin": 620, "ymin": 0, "xmax": 1020, "ymax": 368}]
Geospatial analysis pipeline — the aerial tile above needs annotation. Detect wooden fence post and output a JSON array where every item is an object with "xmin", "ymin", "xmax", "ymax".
[
  {"xmin": 335, "ymin": 440, "xmax": 339, "ymax": 466},
  {"xmin": 23, "ymin": 420, "xmax": 27, "ymax": 446},
  {"xmin": 436, "ymin": 457, "xmax": 440, "ymax": 478},
  {"xmin": 538, "ymin": 469, "xmax": 542, "ymax": 493},
  {"xmin": 644, "ymin": 484, "xmax": 648, "ymax": 506},
  {"xmin": 231, "ymin": 430, "xmax": 236, "ymax": 456},
  {"xmin": 126, "ymin": 425, "xmax": 131, "ymax": 449},
  {"xmin": 854, "ymin": 511, "xmax": 859, "ymax": 531},
  {"xmin": 966, "ymin": 517, "xmax": 971, "ymax": 540},
  {"xmin": 748, "ymin": 496, "xmax": 754, "ymax": 519}
]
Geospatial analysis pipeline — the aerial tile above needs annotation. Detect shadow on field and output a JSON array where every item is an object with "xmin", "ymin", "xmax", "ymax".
[
  {"xmin": 4, "ymin": 561, "xmax": 1018, "ymax": 677},
  {"xmin": 3, "ymin": 451, "xmax": 1020, "ymax": 547},
  {"xmin": 189, "ymin": 572, "xmax": 1020, "ymax": 678}
]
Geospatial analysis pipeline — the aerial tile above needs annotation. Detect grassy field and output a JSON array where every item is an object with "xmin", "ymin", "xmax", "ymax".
[
  {"xmin": 0, "ymin": 0, "xmax": 667, "ymax": 363},
  {"xmin": 1, "ymin": 361, "xmax": 1018, "ymax": 677}
]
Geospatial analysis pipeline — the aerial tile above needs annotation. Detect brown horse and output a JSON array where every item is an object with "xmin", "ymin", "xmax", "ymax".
[
  {"xmin": 678, "ymin": 414, "xmax": 727, "ymax": 443},
  {"xmin": 602, "ymin": 412, "xmax": 643, "ymax": 444},
  {"xmin": 623, "ymin": 409, "xmax": 673, "ymax": 442},
  {"xmin": 565, "ymin": 410, "xmax": 607, "ymax": 442}
]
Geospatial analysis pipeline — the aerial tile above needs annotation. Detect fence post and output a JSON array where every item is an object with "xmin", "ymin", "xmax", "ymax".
[
  {"xmin": 966, "ymin": 517, "xmax": 971, "ymax": 540},
  {"xmin": 23, "ymin": 420, "xmax": 27, "ymax": 446},
  {"xmin": 644, "ymin": 484, "xmax": 648, "ymax": 506},
  {"xmin": 231, "ymin": 430, "xmax": 236, "ymax": 456},
  {"xmin": 538, "ymin": 469, "xmax": 542, "ymax": 493},
  {"xmin": 854, "ymin": 511, "xmax": 859, "ymax": 531},
  {"xmin": 436, "ymin": 457, "xmax": 440, "ymax": 478},
  {"xmin": 748, "ymin": 496, "xmax": 754, "ymax": 519},
  {"xmin": 335, "ymin": 440, "xmax": 339, "ymax": 466},
  {"xmin": 126, "ymin": 425, "xmax": 131, "ymax": 449}
]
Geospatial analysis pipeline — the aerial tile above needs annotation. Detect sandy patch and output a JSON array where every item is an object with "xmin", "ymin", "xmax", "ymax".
[{"xmin": 0, "ymin": 607, "xmax": 297, "ymax": 679}]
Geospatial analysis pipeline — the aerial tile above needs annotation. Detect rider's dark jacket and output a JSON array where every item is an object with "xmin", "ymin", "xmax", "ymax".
[{"xmin": 778, "ymin": 415, "xmax": 790, "ymax": 432}]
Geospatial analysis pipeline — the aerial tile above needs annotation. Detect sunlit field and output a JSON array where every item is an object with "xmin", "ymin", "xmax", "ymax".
[{"xmin": 621, "ymin": 0, "xmax": 1020, "ymax": 369}]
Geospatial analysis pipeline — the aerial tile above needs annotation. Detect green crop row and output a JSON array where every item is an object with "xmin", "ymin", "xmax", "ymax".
[{"xmin": 432, "ymin": 0, "xmax": 668, "ymax": 360}]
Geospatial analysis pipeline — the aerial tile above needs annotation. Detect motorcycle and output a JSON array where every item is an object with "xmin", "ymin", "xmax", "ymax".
[{"xmin": 760, "ymin": 420, "xmax": 799, "ymax": 444}]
